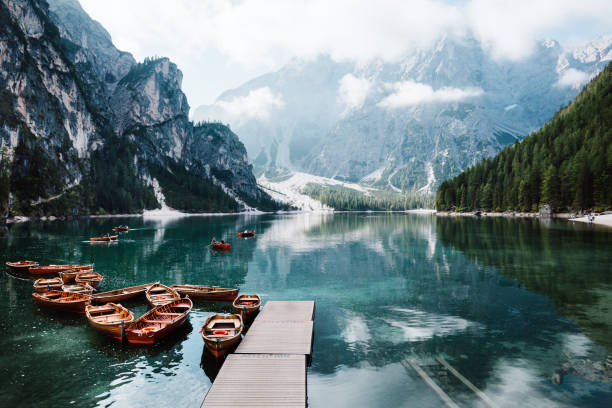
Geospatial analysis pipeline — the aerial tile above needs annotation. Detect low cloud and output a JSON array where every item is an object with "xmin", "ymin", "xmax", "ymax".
[
  {"xmin": 555, "ymin": 68, "xmax": 591, "ymax": 89},
  {"xmin": 378, "ymin": 81, "xmax": 483, "ymax": 108},
  {"xmin": 216, "ymin": 87, "xmax": 284, "ymax": 120},
  {"xmin": 80, "ymin": 0, "xmax": 612, "ymax": 105},
  {"xmin": 338, "ymin": 74, "xmax": 373, "ymax": 112}
]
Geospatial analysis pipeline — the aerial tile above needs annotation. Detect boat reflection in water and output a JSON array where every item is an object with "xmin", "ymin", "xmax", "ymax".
[{"xmin": 200, "ymin": 347, "xmax": 225, "ymax": 382}]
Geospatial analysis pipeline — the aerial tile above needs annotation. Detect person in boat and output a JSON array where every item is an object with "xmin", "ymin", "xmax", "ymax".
[
  {"xmin": 221, "ymin": 240, "xmax": 225, "ymax": 244},
  {"xmin": 211, "ymin": 237, "xmax": 217, "ymax": 245}
]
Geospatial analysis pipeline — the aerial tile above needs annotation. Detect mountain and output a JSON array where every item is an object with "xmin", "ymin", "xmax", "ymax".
[
  {"xmin": 193, "ymin": 35, "xmax": 612, "ymax": 194},
  {"xmin": 0, "ymin": 0, "xmax": 279, "ymax": 218},
  {"xmin": 435, "ymin": 61, "xmax": 612, "ymax": 212}
]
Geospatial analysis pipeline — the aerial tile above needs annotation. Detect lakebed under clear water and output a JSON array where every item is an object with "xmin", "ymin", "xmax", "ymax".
[{"xmin": 0, "ymin": 213, "xmax": 611, "ymax": 407}]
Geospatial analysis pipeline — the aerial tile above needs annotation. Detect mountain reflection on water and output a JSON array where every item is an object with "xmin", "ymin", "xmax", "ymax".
[{"xmin": 0, "ymin": 213, "xmax": 610, "ymax": 407}]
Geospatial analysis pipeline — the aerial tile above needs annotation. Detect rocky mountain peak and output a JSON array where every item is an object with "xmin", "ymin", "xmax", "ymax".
[
  {"xmin": 112, "ymin": 57, "xmax": 189, "ymax": 137},
  {"xmin": 0, "ymin": 0, "xmax": 280, "ymax": 216}
]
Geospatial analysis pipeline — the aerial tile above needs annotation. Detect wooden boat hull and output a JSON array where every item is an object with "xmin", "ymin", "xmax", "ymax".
[
  {"xmin": 59, "ymin": 269, "xmax": 81, "ymax": 283},
  {"xmin": 236, "ymin": 231, "xmax": 255, "ymax": 238},
  {"xmin": 32, "ymin": 291, "xmax": 90, "ymax": 314},
  {"xmin": 203, "ymin": 334, "xmax": 242, "ymax": 357},
  {"xmin": 232, "ymin": 295, "xmax": 261, "ymax": 321},
  {"xmin": 211, "ymin": 243, "xmax": 231, "ymax": 251},
  {"xmin": 90, "ymin": 235, "xmax": 118, "ymax": 242},
  {"xmin": 62, "ymin": 283, "xmax": 95, "ymax": 295},
  {"xmin": 146, "ymin": 283, "xmax": 180, "ymax": 307},
  {"xmin": 170, "ymin": 285, "xmax": 238, "ymax": 302},
  {"xmin": 201, "ymin": 314, "xmax": 243, "ymax": 357},
  {"xmin": 6, "ymin": 261, "xmax": 39, "ymax": 270},
  {"xmin": 113, "ymin": 227, "xmax": 129, "ymax": 232},
  {"xmin": 126, "ymin": 313, "xmax": 190, "ymax": 345},
  {"xmin": 29, "ymin": 265, "xmax": 92, "ymax": 275},
  {"xmin": 91, "ymin": 283, "xmax": 155, "ymax": 304},
  {"xmin": 125, "ymin": 298, "xmax": 193, "ymax": 345},
  {"xmin": 86, "ymin": 303, "xmax": 134, "ymax": 340},
  {"xmin": 33, "ymin": 277, "xmax": 64, "ymax": 293},
  {"xmin": 75, "ymin": 273, "xmax": 104, "ymax": 288}
]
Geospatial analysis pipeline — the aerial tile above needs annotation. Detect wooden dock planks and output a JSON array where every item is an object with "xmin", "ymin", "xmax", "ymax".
[
  {"xmin": 201, "ymin": 300, "xmax": 315, "ymax": 407},
  {"xmin": 235, "ymin": 320, "xmax": 314, "ymax": 355},
  {"xmin": 201, "ymin": 354, "xmax": 306, "ymax": 408},
  {"xmin": 255, "ymin": 300, "xmax": 315, "ymax": 322},
  {"xmin": 235, "ymin": 300, "xmax": 315, "ymax": 355}
]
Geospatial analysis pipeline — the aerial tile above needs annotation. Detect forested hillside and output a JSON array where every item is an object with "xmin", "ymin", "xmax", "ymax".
[
  {"xmin": 436, "ymin": 62, "xmax": 612, "ymax": 213},
  {"xmin": 303, "ymin": 184, "xmax": 433, "ymax": 211}
]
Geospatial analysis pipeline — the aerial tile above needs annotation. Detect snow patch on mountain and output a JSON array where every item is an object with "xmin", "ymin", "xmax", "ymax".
[
  {"xmin": 361, "ymin": 166, "xmax": 385, "ymax": 183},
  {"xmin": 417, "ymin": 162, "xmax": 436, "ymax": 194},
  {"xmin": 258, "ymin": 172, "xmax": 376, "ymax": 211}
]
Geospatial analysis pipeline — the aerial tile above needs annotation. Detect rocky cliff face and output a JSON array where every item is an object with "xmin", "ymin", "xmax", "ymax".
[
  {"xmin": 193, "ymin": 35, "xmax": 612, "ymax": 194},
  {"xmin": 0, "ymin": 0, "xmax": 275, "ymax": 217}
]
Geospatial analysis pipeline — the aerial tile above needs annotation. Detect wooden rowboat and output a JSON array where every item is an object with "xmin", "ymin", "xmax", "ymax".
[
  {"xmin": 6, "ymin": 261, "xmax": 39, "ymax": 270},
  {"xmin": 91, "ymin": 283, "xmax": 155, "ymax": 304},
  {"xmin": 236, "ymin": 230, "xmax": 255, "ymax": 238},
  {"xmin": 232, "ymin": 294, "xmax": 261, "ymax": 322},
  {"xmin": 146, "ymin": 283, "xmax": 181, "ymax": 307},
  {"xmin": 59, "ymin": 269, "xmax": 82, "ymax": 283},
  {"xmin": 33, "ymin": 277, "xmax": 64, "ymax": 292},
  {"xmin": 32, "ymin": 291, "xmax": 90, "ymax": 314},
  {"xmin": 201, "ymin": 314, "xmax": 243, "ymax": 357},
  {"xmin": 86, "ymin": 303, "xmax": 134, "ymax": 340},
  {"xmin": 90, "ymin": 235, "xmax": 118, "ymax": 242},
  {"xmin": 75, "ymin": 272, "xmax": 104, "ymax": 288},
  {"xmin": 62, "ymin": 283, "xmax": 95, "ymax": 295},
  {"xmin": 170, "ymin": 285, "xmax": 238, "ymax": 302},
  {"xmin": 113, "ymin": 226, "xmax": 129, "ymax": 232},
  {"xmin": 29, "ymin": 264, "xmax": 92, "ymax": 275},
  {"xmin": 211, "ymin": 242, "xmax": 230, "ymax": 251},
  {"xmin": 124, "ymin": 297, "xmax": 193, "ymax": 345}
]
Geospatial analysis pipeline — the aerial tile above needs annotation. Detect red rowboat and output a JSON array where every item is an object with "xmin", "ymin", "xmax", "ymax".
[{"xmin": 124, "ymin": 297, "xmax": 193, "ymax": 344}]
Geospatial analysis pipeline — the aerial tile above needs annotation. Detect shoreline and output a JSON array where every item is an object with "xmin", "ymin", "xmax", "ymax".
[
  {"xmin": 435, "ymin": 211, "xmax": 572, "ymax": 219},
  {"xmin": 2, "ymin": 208, "xmax": 438, "ymax": 224},
  {"xmin": 435, "ymin": 210, "xmax": 612, "ymax": 228},
  {"xmin": 5, "ymin": 209, "xmax": 610, "ymax": 228},
  {"xmin": 3, "ymin": 210, "xmax": 272, "ymax": 224}
]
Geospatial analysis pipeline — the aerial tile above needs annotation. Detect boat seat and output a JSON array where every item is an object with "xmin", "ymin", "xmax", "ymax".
[
  {"xmin": 158, "ymin": 312, "xmax": 182, "ymax": 317},
  {"xmin": 143, "ymin": 318, "xmax": 167, "ymax": 324},
  {"xmin": 207, "ymin": 320, "xmax": 237, "ymax": 329},
  {"xmin": 93, "ymin": 312, "xmax": 121, "ymax": 318}
]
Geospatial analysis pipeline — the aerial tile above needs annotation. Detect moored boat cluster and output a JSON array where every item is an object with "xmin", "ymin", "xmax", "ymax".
[{"xmin": 6, "ymin": 260, "xmax": 261, "ymax": 356}]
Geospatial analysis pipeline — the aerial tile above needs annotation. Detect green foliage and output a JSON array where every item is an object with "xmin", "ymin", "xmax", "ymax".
[
  {"xmin": 0, "ymin": 147, "xmax": 10, "ymax": 216},
  {"xmin": 303, "ymin": 184, "xmax": 433, "ymax": 211},
  {"xmin": 147, "ymin": 160, "xmax": 239, "ymax": 213},
  {"xmin": 89, "ymin": 134, "xmax": 158, "ymax": 214},
  {"xmin": 10, "ymin": 123, "xmax": 71, "ymax": 207},
  {"xmin": 239, "ymin": 189, "xmax": 292, "ymax": 212},
  {"xmin": 436, "ymin": 62, "xmax": 612, "ymax": 212}
]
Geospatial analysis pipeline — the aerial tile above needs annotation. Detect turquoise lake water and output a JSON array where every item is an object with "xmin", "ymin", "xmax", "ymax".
[{"xmin": 0, "ymin": 213, "xmax": 611, "ymax": 407}]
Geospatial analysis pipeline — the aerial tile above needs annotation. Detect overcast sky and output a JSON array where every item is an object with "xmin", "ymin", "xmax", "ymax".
[{"xmin": 79, "ymin": 0, "xmax": 612, "ymax": 109}]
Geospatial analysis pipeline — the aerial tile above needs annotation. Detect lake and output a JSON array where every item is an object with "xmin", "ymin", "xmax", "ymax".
[{"xmin": 1, "ymin": 213, "xmax": 611, "ymax": 407}]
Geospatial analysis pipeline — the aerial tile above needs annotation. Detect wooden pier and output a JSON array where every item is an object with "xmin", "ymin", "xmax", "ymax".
[{"xmin": 201, "ymin": 300, "xmax": 315, "ymax": 408}]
